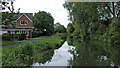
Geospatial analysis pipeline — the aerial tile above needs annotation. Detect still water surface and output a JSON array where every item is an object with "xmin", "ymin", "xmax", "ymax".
[
  {"xmin": 33, "ymin": 38, "xmax": 120, "ymax": 67},
  {"xmin": 32, "ymin": 41, "xmax": 75, "ymax": 66}
]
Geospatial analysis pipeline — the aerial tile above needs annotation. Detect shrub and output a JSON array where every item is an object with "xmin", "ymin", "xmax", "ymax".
[
  {"xmin": 18, "ymin": 33, "xmax": 26, "ymax": 40},
  {"xmin": 102, "ymin": 22, "xmax": 120, "ymax": 45},
  {"xmin": 2, "ymin": 33, "xmax": 26, "ymax": 41},
  {"xmin": 15, "ymin": 42, "xmax": 34, "ymax": 62},
  {"xmin": 21, "ymin": 42, "xmax": 33, "ymax": 56},
  {"xmin": 2, "ymin": 33, "xmax": 11, "ymax": 41}
]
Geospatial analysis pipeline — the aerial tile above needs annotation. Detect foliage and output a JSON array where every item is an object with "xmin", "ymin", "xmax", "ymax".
[
  {"xmin": 21, "ymin": 43, "xmax": 33, "ymax": 56},
  {"xmin": 54, "ymin": 22, "xmax": 66, "ymax": 33},
  {"xmin": 2, "ymin": 0, "xmax": 20, "ymax": 12},
  {"xmin": 63, "ymin": 2, "xmax": 120, "ymax": 39},
  {"xmin": 2, "ymin": 33, "xmax": 26, "ymax": 41},
  {"xmin": 67, "ymin": 23, "xmax": 75, "ymax": 34},
  {"xmin": 64, "ymin": 2, "xmax": 120, "ymax": 43},
  {"xmin": 18, "ymin": 33, "xmax": 26, "ymax": 40},
  {"xmin": 101, "ymin": 20, "xmax": 120, "ymax": 45},
  {"xmin": 2, "ymin": 0, "xmax": 20, "ymax": 26},
  {"xmin": 2, "ymin": 33, "xmax": 11, "ymax": 41},
  {"xmin": 33, "ymin": 11, "xmax": 54, "ymax": 35},
  {"xmin": 2, "ymin": 35, "xmax": 64, "ymax": 66},
  {"xmin": 15, "ymin": 42, "xmax": 33, "ymax": 63},
  {"xmin": 63, "ymin": 2, "xmax": 103, "ymax": 39},
  {"xmin": 2, "ymin": 12, "xmax": 18, "ymax": 26},
  {"xmin": 55, "ymin": 33, "xmax": 68, "ymax": 38},
  {"xmin": 67, "ymin": 38, "xmax": 120, "ymax": 66}
]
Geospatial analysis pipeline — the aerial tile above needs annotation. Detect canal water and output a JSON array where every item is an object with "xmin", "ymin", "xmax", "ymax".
[
  {"xmin": 32, "ymin": 41, "xmax": 75, "ymax": 66},
  {"xmin": 32, "ymin": 37, "xmax": 120, "ymax": 67}
]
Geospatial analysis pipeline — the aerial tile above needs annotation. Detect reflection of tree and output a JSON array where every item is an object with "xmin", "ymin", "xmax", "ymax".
[
  {"xmin": 67, "ymin": 38, "xmax": 120, "ymax": 66},
  {"xmin": 34, "ymin": 49, "xmax": 54, "ymax": 65},
  {"xmin": 23, "ymin": 50, "xmax": 54, "ymax": 66},
  {"xmin": 102, "ymin": 44, "xmax": 120, "ymax": 66}
]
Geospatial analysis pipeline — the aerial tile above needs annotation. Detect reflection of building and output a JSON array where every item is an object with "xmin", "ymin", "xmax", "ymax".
[{"xmin": 1, "ymin": 13, "xmax": 33, "ymax": 38}]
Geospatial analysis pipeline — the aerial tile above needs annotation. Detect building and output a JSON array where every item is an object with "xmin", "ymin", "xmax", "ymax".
[{"xmin": 1, "ymin": 13, "xmax": 33, "ymax": 38}]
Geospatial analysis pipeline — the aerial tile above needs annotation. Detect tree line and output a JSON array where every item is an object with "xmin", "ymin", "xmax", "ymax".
[{"xmin": 64, "ymin": 2, "xmax": 120, "ymax": 45}]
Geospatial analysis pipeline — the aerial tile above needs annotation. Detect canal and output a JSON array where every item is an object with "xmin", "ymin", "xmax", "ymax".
[
  {"xmin": 32, "ymin": 37, "xmax": 120, "ymax": 67},
  {"xmin": 32, "ymin": 41, "xmax": 75, "ymax": 66}
]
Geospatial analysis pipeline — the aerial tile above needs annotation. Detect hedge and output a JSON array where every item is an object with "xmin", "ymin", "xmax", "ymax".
[{"xmin": 2, "ymin": 33, "xmax": 26, "ymax": 41}]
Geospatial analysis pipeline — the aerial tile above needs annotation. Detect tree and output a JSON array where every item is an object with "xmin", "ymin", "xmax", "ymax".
[
  {"xmin": 54, "ymin": 22, "xmax": 66, "ymax": 33},
  {"xmin": 2, "ymin": 0, "xmax": 20, "ymax": 12},
  {"xmin": 64, "ymin": 2, "xmax": 102, "ymax": 39},
  {"xmin": 2, "ymin": 0, "xmax": 20, "ymax": 26},
  {"xmin": 105, "ymin": 2, "xmax": 120, "ymax": 18},
  {"xmin": 63, "ymin": 2, "xmax": 120, "ymax": 39},
  {"xmin": 2, "ymin": 12, "xmax": 18, "ymax": 26},
  {"xmin": 33, "ymin": 11, "xmax": 54, "ymax": 35},
  {"xmin": 67, "ymin": 23, "xmax": 74, "ymax": 34}
]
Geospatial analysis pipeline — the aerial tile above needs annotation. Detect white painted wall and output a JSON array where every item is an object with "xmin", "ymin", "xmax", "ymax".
[{"xmin": 0, "ymin": 31, "xmax": 7, "ymax": 35}]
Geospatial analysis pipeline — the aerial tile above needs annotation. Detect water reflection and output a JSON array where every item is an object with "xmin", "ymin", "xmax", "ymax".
[
  {"xmin": 32, "ymin": 37, "xmax": 120, "ymax": 67},
  {"xmin": 32, "ymin": 41, "xmax": 75, "ymax": 66},
  {"xmin": 67, "ymin": 36, "xmax": 120, "ymax": 67}
]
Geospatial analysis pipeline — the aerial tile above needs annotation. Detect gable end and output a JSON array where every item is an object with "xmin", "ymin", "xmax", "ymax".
[{"xmin": 15, "ymin": 14, "xmax": 32, "ymax": 23}]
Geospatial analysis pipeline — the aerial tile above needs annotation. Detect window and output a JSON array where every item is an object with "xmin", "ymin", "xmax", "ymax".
[
  {"xmin": 20, "ymin": 20, "xmax": 27, "ymax": 25},
  {"xmin": 19, "ymin": 31, "xmax": 26, "ymax": 33}
]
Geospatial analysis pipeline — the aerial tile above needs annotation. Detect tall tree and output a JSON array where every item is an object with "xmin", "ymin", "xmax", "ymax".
[
  {"xmin": 33, "ymin": 11, "xmax": 54, "ymax": 35},
  {"xmin": 54, "ymin": 22, "xmax": 66, "ymax": 33},
  {"xmin": 63, "ymin": 2, "xmax": 120, "ymax": 39},
  {"xmin": 64, "ymin": 2, "xmax": 102, "ymax": 39}
]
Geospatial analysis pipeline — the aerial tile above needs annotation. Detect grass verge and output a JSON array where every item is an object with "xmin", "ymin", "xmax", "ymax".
[
  {"xmin": 27, "ymin": 36, "xmax": 48, "ymax": 40},
  {"xmin": 0, "ymin": 41, "xmax": 19, "ymax": 45}
]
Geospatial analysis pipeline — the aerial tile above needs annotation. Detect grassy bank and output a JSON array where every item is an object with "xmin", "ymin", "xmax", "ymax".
[
  {"xmin": 27, "ymin": 36, "xmax": 48, "ymax": 40},
  {"xmin": 0, "ymin": 41, "xmax": 19, "ymax": 45},
  {"xmin": 2, "ymin": 35, "xmax": 64, "ymax": 66}
]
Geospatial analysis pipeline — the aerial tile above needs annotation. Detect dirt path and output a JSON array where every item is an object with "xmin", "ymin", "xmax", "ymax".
[{"xmin": 0, "ymin": 36, "xmax": 51, "ymax": 48}]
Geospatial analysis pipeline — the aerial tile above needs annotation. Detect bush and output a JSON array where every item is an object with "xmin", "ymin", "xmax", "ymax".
[
  {"xmin": 2, "ymin": 33, "xmax": 11, "ymax": 41},
  {"xmin": 15, "ymin": 42, "xmax": 34, "ymax": 62},
  {"xmin": 102, "ymin": 22, "xmax": 120, "ymax": 45},
  {"xmin": 2, "ymin": 33, "xmax": 26, "ymax": 41},
  {"xmin": 18, "ymin": 33, "xmax": 26, "ymax": 40},
  {"xmin": 21, "ymin": 42, "xmax": 33, "ymax": 56}
]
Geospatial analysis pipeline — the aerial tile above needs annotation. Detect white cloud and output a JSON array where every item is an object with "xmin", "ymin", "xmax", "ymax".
[{"xmin": 14, "ymin": 0, "xmax": 70, "ymax": 27}]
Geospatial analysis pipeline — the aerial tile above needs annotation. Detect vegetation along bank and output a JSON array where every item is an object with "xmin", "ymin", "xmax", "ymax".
[{"xmin": 2, "ymin": 35, "xmax": 64, "ymax": 66}]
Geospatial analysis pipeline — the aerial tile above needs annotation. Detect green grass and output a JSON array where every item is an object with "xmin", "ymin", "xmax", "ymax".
[
  {"xmin": 0, "ymin": 41, "xmax": 19, "ymax": 45},
  {"xmin": 33, "ymin": 35, "xmax": 63, "ymax": 46},
  {"xmin": 27, "ymin": 36, "xmax": 48, "ymax": 40},
  {"xmin": 2, "ymin": 35, "xmax": 64, "ymax": 66}
]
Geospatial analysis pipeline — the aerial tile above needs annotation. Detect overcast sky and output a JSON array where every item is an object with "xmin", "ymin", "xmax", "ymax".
[{"xmin": 13, "ymin": 0, "xmax": 70, "ymax": 27}]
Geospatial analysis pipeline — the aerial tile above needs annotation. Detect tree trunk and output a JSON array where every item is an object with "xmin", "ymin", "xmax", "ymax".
[
  {"xmin": 106, "ymin": 2, "xmax": 116, "ymax": 17},
  {"xmin": 112, "ymin": 2, "xmax": 116, "ymax": 17}
]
